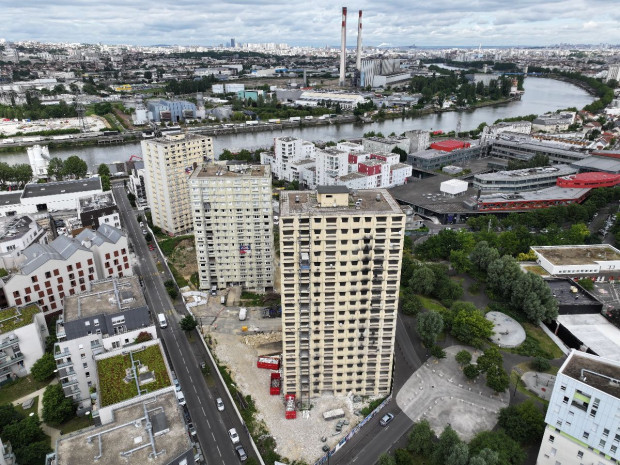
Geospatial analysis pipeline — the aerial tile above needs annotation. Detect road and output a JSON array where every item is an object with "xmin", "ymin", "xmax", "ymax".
[{"xmin": 112, "ymin": 181, "xmax": 254, "ymax": 465}]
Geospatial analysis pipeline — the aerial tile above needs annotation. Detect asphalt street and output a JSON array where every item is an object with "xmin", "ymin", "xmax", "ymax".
[{"xmin": 112, "ymin": 181, "xmax": 254, "ymax": 465}]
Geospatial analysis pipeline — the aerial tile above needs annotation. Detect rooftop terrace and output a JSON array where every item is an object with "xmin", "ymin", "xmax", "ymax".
[
  {"xmin": 96, "ymin": 343, "xmax": 171, "ymax": 407},
  {"xmin": 562, "ymin": 351, "xmax": 620, "ymax": 398},
  {"xmin": 190, "ymin": 163, "xmax": 267, "ymax": 178},
  {"xmin": 533, "ymin": 245, "xmax": 620, "ymax": 266},
  {"xmin": 0, "ymin": 305, "xmax": 41, "ymax": 335},
  {"xmin": 280, "ymin": 189, "xmax": 403, "ymax": 217}
]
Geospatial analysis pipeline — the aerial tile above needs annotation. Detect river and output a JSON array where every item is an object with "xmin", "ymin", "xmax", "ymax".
[{"xmin": 1, "ymin": 77, "xmax": 594, "ymax": 168}]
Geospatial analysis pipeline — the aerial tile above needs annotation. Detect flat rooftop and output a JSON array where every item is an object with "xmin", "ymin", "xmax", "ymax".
[
  {"xmin": 96, "ymin": 343, "xmax": 171, "ymax": 407},
  {"xmin": 561, "ymin": 350, "xmax": 620, "ymax": 396},
  {"xmin": 532, "ymin": 245, "xmax": 620, "ymax": 266},
  {"xmin": 78, "ymin": 192, "xmax": 117, "ymax": 212},
  {"xmin": 0, "ymin": 305, "xmax": 41, "ymax": 335},
  {"xmin": 478, "ymin": 186, "xmax": 590, "ymax": 203},
  {"xmin": 64, "ymin": 276, "xmax": 146, "ymax": 321},
  {"xmin": 546, "ymin": 279, "xmax": 601, "ymax": 307},
  {"xmin": 22, "ymin": 178, "xmax": 102, "ymax": 199},
  {"xmin": 190, "ymin": 163, "xmax": 267, "ymax": 178},
  {"xmin": 55, "ymin": 391, "xmax": 191, "ymax": 465},
  {"xmin": 572, "ymin": 155, "xmax": 620, "ymax": 173},
  {"xmin": 390, "ymin": 175, "xmax": 476, "ymax": 214},
  {"xmin": 474, "ymin": 164, "xmax": 576, "ymax": 181},
  {"xmin": 0, "ymin": 215, "xmax": 35, "ymax": 243},
  {"xmin": 0, "ymin": 191, "xmax": 23, "ymax": 207},
  {"xmin": 281, "ymin": 189, "xmax": 403, "ymax": 217}
]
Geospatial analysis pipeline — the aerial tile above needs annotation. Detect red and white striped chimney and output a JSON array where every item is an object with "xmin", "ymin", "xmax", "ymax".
[
  {"xmin": 356, "ymin": 10, "xmax": 362, "ymax": 71},
  {"xmin": 339, "ymin": 7, "xmax": 347, "ymax": 87}
]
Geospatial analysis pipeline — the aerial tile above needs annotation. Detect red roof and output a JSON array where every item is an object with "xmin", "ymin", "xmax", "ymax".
[
  {"xmin": 429, "ymin": 140, "xmax": 471, "ymax": 152},
  {"xmin": 557, "ymin": 172, "xmax": 620, "ymax": 188}
]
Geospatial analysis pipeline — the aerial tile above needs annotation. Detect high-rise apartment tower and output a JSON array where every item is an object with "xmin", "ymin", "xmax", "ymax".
[
  {"xmin": 141, "ymin": 134, "xmax": 213, "ymax": 235},
  {"xmin": 188, "ymin": 163, "xmax": 274, "ymax": 292},
  {"xmin": 279, "ymin": 186, "xmax": 405, "ymax": 406}
]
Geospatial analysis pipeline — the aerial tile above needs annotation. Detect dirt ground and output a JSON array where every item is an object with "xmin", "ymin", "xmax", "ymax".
[
  {"xmin": 167, "ymin": 238, "xmax": 198, "ymax": 285},
  {"xmin": 210, "ymin": 330, "xmax": 370, "ymax": 463}
]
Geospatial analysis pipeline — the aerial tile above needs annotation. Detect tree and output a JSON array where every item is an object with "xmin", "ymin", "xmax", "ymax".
[
  {"xmin": 97, "ymin": 163, "xmax": 111, "ymax": 177},
  {"xmin": 0, "ymin": 162, "xmax": 11, "ymax": 186},
  {"xmin": 531, "ymin": 356, "xmax": 551, "ymax": 372},
  {"xmin": 577, "ymin": 278, "xmax": 594, "ymax": 291},
  {"xmin": 12, "ymin": 164, "xmax": 32, "ymax": 187},
  {"xmin": 14, "ymin": 440, "xmax": 51, "ymax": 465},
  {"xmin": 407, "ymin": 419, "xmax": 434, "ymax": 457},
  {"xmin": 486, "ymin": 255, "xmax": 522, "ymax": 300},
  {"xmin": 417, "ymin": 311, "xmax": 444, "ymax": 347},
  {"xmin": 401, "ymin": 294, "xmax": 422, "ymax": 316},
  {"xmin": 144, "ymin": 71, "xmax": 153, "ymax": 80},
  {"xmin": 477, "ymin": 346, "xmax": 503, "ymax": 373},
  {"xmin": 0, "ymin": 404, "xmax": 23, "ymax": 436},
  {"xmin": 42, "ymin": 384, "xmax": 74, "ymax": 425},
  {"xmin": 410, "ymin": 266, "xmax": 436, "ymax": 295},
  {"xmin": 450, "ymin": 249, "xmax": 472, "ymax": 274},
  {"xmin": 469, "ymin": 241, "xmax": 500, "ymax": 272},
  {"xmin": 433, "ymin": 425, "xmax": 462, "ymax": 465},
  {"xmin": 2, "ymin": 414, "xmax": 46, "ymax": 451},
  {"xmin": 30, "ymin": 352, "xmax": 56, "ymax": 382},
  {"xmin": 455, "ymin": 350, "xmax": 472, "ymax": 366},
  {"xmin": 47, "ymin": 157, "xmax": 64, "ymax": 180},
  {"xmin": 100, "ymin": 175, "xmax": 111, "ymax": 191},
  {"xmin": 498, "ymin": 400, "xmax": 545, "ymax": 444},
  {"xmin": 510, "ymin": 272, "xmax": 558, "ymax": 323},
  {"xmin": 469, "ymin": 430, "xmax": 525, "ymax": 465},
  {"xmin": 179, "ymin": 315, "xmax": 198, "ymax": 332},
  {"xmin": 377, "ymin": 453, "xmax": 396, "ymax": 465},
  {"xmin": 394, "ymin": 448, "xmax": 413, "ymax": 465},
  {"xmin": 446, "ymin": 442, "xmax": 469, "ymax": 465},
  {"xmin": 486, "ymin": 364, "xmax": 510, "ymax": 393},
  {"xmin": 463, "ymin": 364, "xmax": 480, "ymax": 379},
  {"xmin": 134, "ymin": 331, "xmax": 153, "ymax": 343},
  {"xmin": 450, "ymin": 302, "xmax": 494, "ymax": 348},
  {"xmin": 62, "ymin": 155, "xmax": 88, "ymax": 179}
]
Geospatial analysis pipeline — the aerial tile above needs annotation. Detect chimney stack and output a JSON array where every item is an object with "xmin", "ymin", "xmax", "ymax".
[
  {"xmin": 356, "ymin": 10, "xmax": 362, "ymax": 71},
  {"xmin": 339, "ymin": 7, "xmax": 347, "ymax": 87}
]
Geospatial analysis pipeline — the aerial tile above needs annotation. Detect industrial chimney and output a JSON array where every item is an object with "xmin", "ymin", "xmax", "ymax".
[
  {"xmin": 339, "ymin": 7, "xmax": 347, "ymax": 87},
  {"xmin": 356, "ymin": 10, "xmax": 362, "ymax": 71}
]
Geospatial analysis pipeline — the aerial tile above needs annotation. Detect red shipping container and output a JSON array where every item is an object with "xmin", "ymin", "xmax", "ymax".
[
  {"xmin": 270, "ymin": 372, "xmax": 281, "ymax": 395},
  {"xmin": 285, "ymin": 394, "xmax": 297, "ymax": 419},
  {"xmin": 257, "ymin": 356, "xmax": 280, "ymax": 370}
]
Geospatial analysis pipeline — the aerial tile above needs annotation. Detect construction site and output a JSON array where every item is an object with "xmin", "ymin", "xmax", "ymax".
[{"xmin": 0, "ymin": 115, "xmax": 106, "ymax": 136}]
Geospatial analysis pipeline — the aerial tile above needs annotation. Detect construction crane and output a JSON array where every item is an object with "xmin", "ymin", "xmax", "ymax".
[{"xmin": 129, "ymin": 155, "xmax": 143, "ymax": 162}]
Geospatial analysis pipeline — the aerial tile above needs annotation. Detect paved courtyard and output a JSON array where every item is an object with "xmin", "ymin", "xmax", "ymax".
[
  {"xmin": 396, "ymin": 345, "xmax": 509, "ymax": 441},
  {"xmin": 486, "ymin": 311, "xmax": 526, "ymax": 348}
]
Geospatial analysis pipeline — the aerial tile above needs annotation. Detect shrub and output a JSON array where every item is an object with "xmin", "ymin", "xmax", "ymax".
[
  {"xmin": 455, "ymin": 350, "xmax": 472, "ymax": 366},
  {"xmin": 530, "ymin": 356, "xmax": 551, "ymax": 372},
  {"xmin": 30, "ymin": 353, "xmax": 56, "ymax": 382},
  {"xmin": 430, "ymin": 345, "xmax": 446, "ymax": 359},
  {"xmin": 463, "ymin": 364, "xmax": 480, "ymax": 379}
]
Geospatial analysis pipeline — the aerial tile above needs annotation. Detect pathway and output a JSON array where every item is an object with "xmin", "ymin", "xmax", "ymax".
[{"xmin": 12, "ymin": 379, "xmax": 61, "ymax": 445}]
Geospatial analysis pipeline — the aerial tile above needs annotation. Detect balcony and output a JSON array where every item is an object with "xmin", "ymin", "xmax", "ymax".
[
  {"xmin": 61, "ymin": 378, "xmax": 79, "ymax": 388},
  {"xmin": 0, "ymin": 335, "xmax": 19, "ymax": 351},
  {"xmin": 56, "ymin": 360, "xmax": 73, "ymax": 370},
  {"xmin": 57, "ymin": 367, "xmax": 76, "ymax": 379},
  {"xmin": 54, "ymin": 346, "xmax": 71, "ymax": 360},
  {"xmin": 0, "ymin": 353, "xmax": 24, "ymax": 370}
]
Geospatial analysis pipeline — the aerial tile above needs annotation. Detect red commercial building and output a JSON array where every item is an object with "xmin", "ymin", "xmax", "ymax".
[
  {"xmin": 429, "ymin": 140, "xmax": 471, "ymax": 152},
  {"xmin": 556, "ymin": 172, "xmax": 620, "ymax": 189}
]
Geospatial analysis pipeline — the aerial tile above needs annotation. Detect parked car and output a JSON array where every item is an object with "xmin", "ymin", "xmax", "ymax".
[
  {"xmin": 379, "ymin": 413, "xmax": 394, "ymax": 426},
  {"xmin": 235, "ymin": 444, "xmax": 247, "ymax": 461},
  {"xmin": 228, "ymin": 428, "xmax": 240, "ymax": 444}
]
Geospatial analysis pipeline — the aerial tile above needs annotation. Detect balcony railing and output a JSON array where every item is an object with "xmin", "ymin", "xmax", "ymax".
[
  {"xmin": 0, "ymin": 336, "xmax": 19, "ymax": 351},
  {"xmin": 0, "ymin": 353, "xmax": 24, "ymax": 370}
]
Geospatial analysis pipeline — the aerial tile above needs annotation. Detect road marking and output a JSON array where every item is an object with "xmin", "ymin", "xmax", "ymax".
[
  {"xmin": 211, "ymin": 432, "xmax": 216, "ymax": 441},
  {"xmin": 207, "ymin": 419, "xmax": 211, "ymax": 428},
  {"xmin": 216, "ymin": 446, "xmax": 222, "ymax": 457},
  {"xmin": 194, "ymin": 385, "xmax": 198, "ymax": 394},
  {"xmin": 202, "ymin": 407, "xmax": 206, "ymax": 416},
  {"xmin": 352, "ymin": 456, "xmax": 359, "ymax": 462}
]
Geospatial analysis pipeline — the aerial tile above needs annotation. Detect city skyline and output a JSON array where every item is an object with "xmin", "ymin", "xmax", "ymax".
[{"xmin": 2, "ymin": 0, "xmax": 620, "ymax": 48}]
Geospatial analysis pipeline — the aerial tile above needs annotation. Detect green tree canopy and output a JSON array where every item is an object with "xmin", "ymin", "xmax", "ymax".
[
  {"xmin": 42, "ymin": 383, "xmax": 75, "ymax": 425},
  {"xmin": 433, "ymin": 425, "xmax": 462, "ymax": 465},
  {"xmin": 410, "ymin": 266, "xmax": 436, "ymax": 295},
  {"xmin": 417, "ymin": 311, "xmax": 444, "ymax": 347},
  {"xmin": 469, "ymin": 430, "xmax": 526, "ymax": 465},
  {"xmin": 179, "ymin": 315, "xmax": 198, "ymax": 332},
  {"xmin": 470, "ymin": 241, "xmax": 500, "ymax": 272},
  {"xmin": 30, "ymin": 352, "xmax": 56, "ymax": 382},
  {"xmin": 455, "ymin": 349, "xmax": 472, "ymax": 366},
  {"xmin": 62, "ymin": 155, "xmax": 88, "ymax": 179},
  {"xmin": 450, "ymin": 301, "xmax": 494, "ymax": 348},
  {"xmin": 407, "ymin": 419, "xmax": 435, "ymax": 457},
  {"xmin": 97, "ymin": 163, "xmax": 111, "ymax": 177},
  {"xmin": 498, "ymin": 400, "xmax": 545, "ymax": 444},
  {"xmin": 47, "ymin": 157, "xmax": 64, "ymax": 180}
]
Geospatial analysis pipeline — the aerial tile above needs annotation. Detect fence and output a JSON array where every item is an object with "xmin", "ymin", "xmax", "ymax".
[{"xmin": 314, "ymin": 393, "xmax": 392, "ymax": 465}]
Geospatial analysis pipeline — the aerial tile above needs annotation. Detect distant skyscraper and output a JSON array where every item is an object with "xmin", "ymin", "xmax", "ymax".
[{"xmin": 231, "ymin": 38, "xmax": 236, "ymax": 48}]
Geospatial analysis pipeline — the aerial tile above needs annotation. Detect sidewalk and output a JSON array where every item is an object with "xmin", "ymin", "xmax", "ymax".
[{"xmin": 12, "ymin": 378, "xmax": 61, "ymax": 445}]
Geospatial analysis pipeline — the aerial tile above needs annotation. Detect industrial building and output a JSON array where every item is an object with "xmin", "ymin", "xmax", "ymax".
[
  {"xmin": 142, "ymin": 134, "xmax": 214, "ymax": 235},
  {"xmin": 407, "ymin": 143, "xmax": 486, "ymax": 171},
  {"xmin": 557, "ymin": 172, "xmax": 620, "ymax": 188},
  {"xmin": 536, "ymin": 350, "xmax": 620, "ymax": 465},
  {"xmin": 358, "ymin": 59, "xmax": 410, "ymax": 88},
  {"xmin": 146, "ymin": 99, "xmax": 196, "ymax": 123},
  {"xmin": 531, "ymin": 112, "xmax": 576, "ymax": 132},
  {"xmin": 188, "ymin": 163, "xmax": 274, "ymax": 292},
  {"xmin": 54, "ymin": 276, "xmax": 155, "ymax": 411},
  {"xmin": 472, "ymin": 165, "xmax": 577, "ymax": 193},
  {"xmin": 279, "ymin": 187, "xmax": 405, "ymax": 405},
  {"xmin": 295, "ymin": 91, "xmax": 366, "ymax": 110},
  {"xmin": 489, "ymin": 134, "xmax": 589, "ymax": 165},
  {"xmin": 480, "ymin": 121, "xmax": 532, "ymax": 144},
  {"xmin": 475, "ymin": 186, "xmax": 590, "ymax": 212}
]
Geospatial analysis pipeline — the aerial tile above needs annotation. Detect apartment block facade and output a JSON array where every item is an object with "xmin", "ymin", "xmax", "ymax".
[
  {"xmin": 279, "ymin": 187, "xmax": 405, "ymax": 405},
  {"xmin": 536, "ymin": 350, "xmax": 620, "ymax": 465},
  {"xmin": 260, "ymin": 137, "xmax": 316, "ymax": 183},
  {"xmin": 188, "ymin": 163, "xmax": 274, "ymax": 292},
  {"xmin": 142, "ymin": 134, "xmax": 214, "ymax": 235}
]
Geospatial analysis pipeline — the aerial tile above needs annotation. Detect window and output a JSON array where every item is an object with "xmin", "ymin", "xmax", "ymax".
[
  {"xmin": 549, "ymin": 435, "xmax": 555, "ymax": 443},
  {"xmin": 85, "ymin": 372, "xmax": 90, "ymax": 378},
  {"xmin": 599, "ymin": 440, "xmax": 606, "ymax": 448},
  {"xmin": 83, "ymin": 362, "xmax": 88, "ymax": 368},
  {"xmin": 577, "ymin": 451, "xmax": 584, "ymax": 458},
  {"xmin": 583, "ymin": 432, "xmax": 590, "ymax": 439}
]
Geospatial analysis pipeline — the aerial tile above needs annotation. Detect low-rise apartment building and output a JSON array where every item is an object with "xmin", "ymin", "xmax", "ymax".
[
  {"xmin": 0, "ymin": 305, "xmax": 47, "ymax": 381},
  {"xmin": 0, "ymin": 215, "xmax": 47, "ymax": 270},
  {"xmin": 0, "ymin": 224, "xmax": 130, "ymax": 319},
  {"xmin": 78, "ymin": 192, "xmax": 120, "ymax": 229}
]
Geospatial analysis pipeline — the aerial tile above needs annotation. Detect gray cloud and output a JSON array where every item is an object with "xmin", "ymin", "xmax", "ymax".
[{"xmin": 0, "ymin": 0, "xmax": 618, "ymax": 46}]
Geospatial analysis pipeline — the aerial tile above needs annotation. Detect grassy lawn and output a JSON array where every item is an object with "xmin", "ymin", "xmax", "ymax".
[
  {"xmin": 515, "ymin": 361, "xmax": 559, "ymax": 376},
  {"xmin": 96, "ymin": 344, "xmax": 171, "ymax": 407},
  {"xmin": 524, "ymin": 265, "xmax": 549, "ymax": 276},
  {"xmin": 522, "ymin": 323, "xmax": 564, "ymax": 359},
  {"xmin": 19, "ymin": 395, "xmax": 38, "ymax": 416},
  {"xmin": 417, "ymin": 295, "xmax": 447, "ymax": 312},
  {"xmin": 59, "ymin": 415, "xmax": 93, "ymax": 434},
  {"xmin": 0, "ymin": 375, "xmax": 50, "ymax": 405},
  {"xmin": 511, "ymin": 370, "xmax": 550, "ymax": 407}
]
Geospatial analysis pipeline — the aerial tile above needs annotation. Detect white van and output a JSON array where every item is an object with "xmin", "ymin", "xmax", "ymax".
[
  {"xmin": 176, "ymin": 390, "xmax": 186, "ymax": 406},
  {"xmin": 239, "ymin": 307, "xmax": 247, "ymax": 321},
  {"xmin": 158, "ymin": 313, "xmax": 168, "ymax": 328}
]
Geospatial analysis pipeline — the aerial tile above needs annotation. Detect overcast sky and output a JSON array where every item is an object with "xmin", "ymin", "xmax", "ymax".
[{"xmin": 2, "ymin": 0, "xmax": 619, "ymax": 47}]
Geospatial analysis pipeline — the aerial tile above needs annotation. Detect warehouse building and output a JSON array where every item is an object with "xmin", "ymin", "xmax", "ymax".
[{"xmin": 473, "ymin": 164, "xmax": 577, "ymax": 193}]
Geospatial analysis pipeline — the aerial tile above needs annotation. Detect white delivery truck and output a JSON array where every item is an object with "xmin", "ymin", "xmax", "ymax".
[
  {"xmin": 239, "ymin": 307, "xmax": 247, "ymax": 321},
  {"xmin": 158, "ymin": 313, "xmax": 168, "ymax": 328}
]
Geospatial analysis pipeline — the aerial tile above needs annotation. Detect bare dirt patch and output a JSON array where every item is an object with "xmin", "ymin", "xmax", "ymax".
[{"xmin": 168, "ymin": 238, "xmax": 198, "ymax": 285}]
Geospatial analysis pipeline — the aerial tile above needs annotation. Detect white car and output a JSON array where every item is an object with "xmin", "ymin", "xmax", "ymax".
[
  {"xmin": 216, "ymin": 397, "xmax": 225, "ymax": 412},
  {"xmin": 228, "ymin": 428, "xmax": 239, "ymax": 444},
  {"xmin": 379, "ymin": 413, "xmax": 394, "ymax": 426}
]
